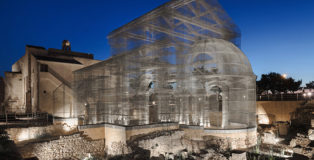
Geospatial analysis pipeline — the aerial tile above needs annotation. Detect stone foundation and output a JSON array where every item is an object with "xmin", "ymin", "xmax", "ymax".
[
  {"xmin": 79, "ymin": 123, "xmax": 256, "ymax": 157},
  {"xmin": 126, "ymin": 126, "xmax": 256, "ymax": 158},
  {"xmin": 16, "ymin": 123, "xmax": 257, "ymax": 159},
  {"xmin": 78, "ymin": 123, "xmax": 179, "ymax": 155}
]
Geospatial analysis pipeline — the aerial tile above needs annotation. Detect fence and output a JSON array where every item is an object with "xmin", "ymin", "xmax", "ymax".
[
  {"xmin": 256, "ymin": 93, "xmax": 310, "ymax": 101},
  {"xmin": 0, "ymin": 112, "xmax": 52, "ymax": 127}
]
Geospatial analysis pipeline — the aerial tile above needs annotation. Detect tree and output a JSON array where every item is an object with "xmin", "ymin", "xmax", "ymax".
[
  {"xmin": 257, "ymin": 72, "xmax": 284, "ymax": 94},
  {"xmin": 285, "ymin": 77, "xmax": 302, "ymax": 93},
  {"xmin": 306, "ymin": 81, "xmax": 314, "ymax": 89},
  {"xmin": 257, "ymin": 72, "xmax": 302, "ymax": 94}
]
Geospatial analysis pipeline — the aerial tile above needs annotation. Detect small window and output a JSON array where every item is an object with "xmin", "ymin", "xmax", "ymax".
[{"xmin": 40, "ymin": 64, "xmax": 48, "ymax": 72}]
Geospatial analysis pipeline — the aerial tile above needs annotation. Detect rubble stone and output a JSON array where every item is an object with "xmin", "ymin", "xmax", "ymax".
[
  {"xmin": 136, "ymin": 130, "xmax": 186, "ymax": 157},
  {"xmin": 261, "ymin": 132, "xmax": 277, "ymax": 144},
  {"xmin": 289, "ymin": 133, "xmax": 311, "ymax": 148},
  {"xmin": 18, "ymin": 133, "xmax": 105, "ymax": 160},
  {"xmin": 292, "ymin": 147, "xmax": 313, "ymax": 159},
  {"xmin": 200, "ymin": 149, "xmax": 228, "ymax": 160},
  {"xmin": 308, "ymin": 129, "xmax": 314, "ymax": 140}
]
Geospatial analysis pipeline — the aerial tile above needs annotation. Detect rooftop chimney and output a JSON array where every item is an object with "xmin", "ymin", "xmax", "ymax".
[{"xmin": 62, "ymin": 40, "xmax": 71, "ymax": 51}]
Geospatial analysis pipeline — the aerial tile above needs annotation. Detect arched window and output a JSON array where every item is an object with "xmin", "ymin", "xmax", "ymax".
[
  {"xmin": 148, "ymin": 81, "xmax": 154, "ymax": 89},
  {"xmin": 193, "ymin": 53, "xmax": 213, "ymax": 63}
]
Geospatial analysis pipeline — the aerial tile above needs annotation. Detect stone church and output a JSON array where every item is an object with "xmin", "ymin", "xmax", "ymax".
[{"xmin": 3, "ymin": 43, "xmax": 100, "ymax": 117}]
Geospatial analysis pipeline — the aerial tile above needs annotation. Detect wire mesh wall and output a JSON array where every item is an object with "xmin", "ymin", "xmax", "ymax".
[{"xmin": 73, "ymin": 0, "xmax": 256, "ymax": 129}]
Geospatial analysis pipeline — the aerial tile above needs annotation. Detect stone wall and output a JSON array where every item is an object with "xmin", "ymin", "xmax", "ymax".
[
  {"xmin": 0, "ymin": 77, "xmax": 4, "ymax": 110},
  {"xmin": 136, "ymin": 130, "xmax": 187, "ymax": 157},
  {"xmin": 257, "ymin": 101, "xmax": 303, "ymax": 123},
  {"xmin": 4, "ymin": 72, "xmax": 25, "ymax": 113},
  {"xmin": 182, "ymin": 126, "xmax": 257, "ymax": 150},
  {"xmin": 19, "ymin": 133, "xmax": 105, "ymax": 160},
  {"xmin": 126, "ymin": 123, "xmax": 179, "ymax": 140}
]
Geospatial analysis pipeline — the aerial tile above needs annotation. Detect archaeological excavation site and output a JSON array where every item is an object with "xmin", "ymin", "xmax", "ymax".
[{"xmin": 0, "ymin": 0, "xmax": 313, "ymax": 160}]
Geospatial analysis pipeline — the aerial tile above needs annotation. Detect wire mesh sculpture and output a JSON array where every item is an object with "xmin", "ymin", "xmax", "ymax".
[{"xmin": 73, "ymin": 0, "xmax": 256, "ymax": 129}]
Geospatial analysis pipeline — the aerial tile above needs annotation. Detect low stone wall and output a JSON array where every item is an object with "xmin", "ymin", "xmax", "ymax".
[
  {"xmin": 182, "ymin": 126, "xmax": 257, "ymax": 150},
  {"xmin": 126, "ymin": 123, "xmax": 179, "ymax": 140},
  {"xmin": 18, "ymin": 133, "xmax": 105, "ymax": 160},
  {"xmin": 79, "ymin": 124, "xmax": 106, "ymax": 140},
  {"xmin": 78, "ymin": 123, "xmax": 179, "ymax": 155},
  {"xmin": 104, "ymin": 124, "xmax": 128, "ymax": 155},
  {"xmin": 6, "ymin": 124, "xmax": 77, "ymax": 143}
]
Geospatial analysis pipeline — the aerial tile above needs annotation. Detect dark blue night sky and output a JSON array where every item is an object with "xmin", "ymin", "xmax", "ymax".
[{"xmin": 1, "ymin": 0, "xmax": 314, "ymax": 85}]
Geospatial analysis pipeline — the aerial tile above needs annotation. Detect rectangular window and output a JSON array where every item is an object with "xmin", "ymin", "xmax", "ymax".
[{"xmin": 218, "ymin": 95, "xmax": 222, "ymax": 112}]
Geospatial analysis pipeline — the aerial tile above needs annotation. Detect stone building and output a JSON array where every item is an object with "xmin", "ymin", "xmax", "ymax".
[
  {"xmin": 4, "ymin": 44, "xmax": 100, "ymax": 117},
  {"xmin": 0, "ymin": 77, "xmax": 4, "ymax": 113}
]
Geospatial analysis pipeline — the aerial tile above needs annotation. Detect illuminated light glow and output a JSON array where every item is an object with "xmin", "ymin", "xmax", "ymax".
[
  {"xmin": 18, "ymin": 131, "xmax": 29, "ymax": 141},
  {"xmin": 258, "ymin": 115, "xmax": 270, "ymax": 124},
  {"xmin": 308, "ymin": 92, "xmax": 312, "ymax": 96},
  {"xmin": 275, "ymin": 138, "xmax": 280, "ymax": 143},
  {"xmin": 83, "ymin": 153, "xmax": 92, "ymax": 160},
  {"xmin": 63, "ymin": 124, "xmax": 72, "ymax": 131},
  {"xmin": 282, "ymin": 73, "xmax": 287, "ymax": 79},
  {"xmin": 17, "ymin": 130, "xmax": 39, "ymax": 142}
]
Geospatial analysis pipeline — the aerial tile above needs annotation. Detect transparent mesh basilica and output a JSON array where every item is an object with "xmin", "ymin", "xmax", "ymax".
[{"xmin": 73, "ymin": 0, "xmax": 256, "ymax": 129}]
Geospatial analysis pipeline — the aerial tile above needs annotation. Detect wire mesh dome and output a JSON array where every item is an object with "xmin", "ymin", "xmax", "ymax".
[
  {"xmin": 189, "ymin": 38, "xmax": 253, "ymax": 75},
  {"xmin": 180, "ymin": 38, "xmax": 256, "ymax": 129}
]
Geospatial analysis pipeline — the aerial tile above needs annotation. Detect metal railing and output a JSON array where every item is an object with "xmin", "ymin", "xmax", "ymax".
[
  {"xmin": 256, "ymin": 93, "xmax": 309, "ymax": 101},
  {"xmin": 0, "ymin": 112, "xmax": 52, "ymax": 127}
]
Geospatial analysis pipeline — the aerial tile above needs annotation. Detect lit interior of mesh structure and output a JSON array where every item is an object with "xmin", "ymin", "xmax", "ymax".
[{"xmin": 73, "ymin": 0, "xmax": 256, "ymax": 129}]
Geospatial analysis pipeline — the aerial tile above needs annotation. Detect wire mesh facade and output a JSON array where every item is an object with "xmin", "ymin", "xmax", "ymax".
[{"xmin": 73, "ymin": 0, "xmax": 256, "ymax": 129}]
